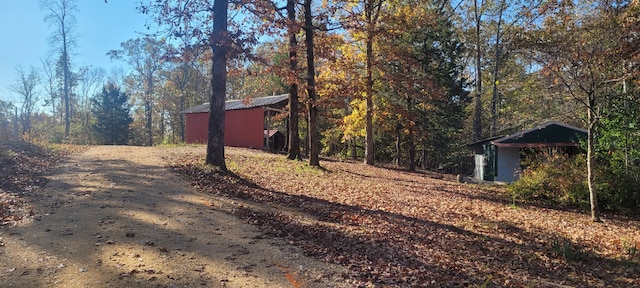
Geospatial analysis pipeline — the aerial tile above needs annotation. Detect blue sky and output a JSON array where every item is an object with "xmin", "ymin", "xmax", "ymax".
[{"xmin": 0, "ymin": 1, "xmax": 150, "ymax": 105}]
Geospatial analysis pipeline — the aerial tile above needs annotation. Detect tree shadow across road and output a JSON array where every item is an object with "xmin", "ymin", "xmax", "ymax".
[{"xmin": 0, "ymin": 146, "xmax": 347, "ymax": 288}]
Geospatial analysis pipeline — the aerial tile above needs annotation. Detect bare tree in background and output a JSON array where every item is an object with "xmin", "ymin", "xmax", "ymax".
[
  {"xmin": 108, "ymin": 37, "xmax": 167, "ymax": 146},
  {"xmin": 41, "ymin": 0, "xmax": 77, "ymax": 139},
  {"xmin": 10, "ymin": 66, "xmax": 41, "ymax": 137},
  {"xmin": 40, "ymin": 56, "xmax": 59, "ymax": 117},
  {"xmin": 77, "ymin": 66, "xmax": 106, "ymax": 144}
]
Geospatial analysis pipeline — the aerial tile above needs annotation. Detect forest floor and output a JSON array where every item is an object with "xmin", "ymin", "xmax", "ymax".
[{"xmin": 1, "ymin": 143, "xmax": 639, "ymax": 287}]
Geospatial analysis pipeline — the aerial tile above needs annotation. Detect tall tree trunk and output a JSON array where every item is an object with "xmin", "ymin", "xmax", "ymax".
[
  {"xmin": 41, "ymin": 0, "xmax": 77, "ymax": 140},
  {"xmin": 146, "ymin": 101, "xmax": 152, "ymax": 146},
  {"xmin": 408, "ymin": 127, "xmax": 415, "ymax": 172},
  {"xmin": 395, "ymin": 123, "xmax": 401, "ymax": 166},
  {"xmin": 146, "ymin": 76, "xmax": 154, "ymax": 146},
  {"xmin": 160, "ymin": 106, "xmax": 166, "ymax": 143},
  {"xmin": 472, "ymin": 0, "xmax": 483, "ymax": 141},
  {"xmin": 13, "ymin": 107, "xmax": 19, "ymax": 139},
  {"xmin": 287, "ymin": 0, "xmax": 300, "ymax": 160},
  {"xmin": 587, "ymin": 96, "xmax": 601, "ymax": 222},
  {"xmin": 364, "ymin": 38, "xmax": 375, "ymax": 165},
  {"xmin": 364, "ymin": 0, "xmax": 377, "ymax": 165},
  {"xmin": 178, "ymin": 62, "xmax": 192, "ymax": 143},
  {"xmin": 421, "ymin": 145, "xmax": 427, "ymax": 170},
  {"xmin": 63, "ymin": 47, "xmax": 71, "ymax": 139},
  {"xmin": 205, "ymin": 0, "xmax": 228, "ymax": 170},
  {"xmin": 179, "ymin": 95, "xmax": 185, "ymax": 142},
  {"xmin": 490, "ymin": 0, "xmax": 504, "ymax": 137},
  {"xmin": 351, "ymin": 138, "xmax": 357, "ymax": 160},
  {"xmin": 407, "ymin": 96, "xmax": 415, "ymax": 172},
  {"xmin": 623, "ymin": 78, "xmax": 629, "ymax": 171},
  {"xmin": 304, "ymin": 0, "xmax": 319, "ymax": 167}
]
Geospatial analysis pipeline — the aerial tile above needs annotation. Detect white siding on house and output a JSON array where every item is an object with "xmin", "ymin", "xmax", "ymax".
[
  {"xmin": 474, "ymin": 154, "xmax": 485, "ymax": 180},
  {"xmin": 496, "ymin": 147, "xmax": 521, "ymax": 182}
]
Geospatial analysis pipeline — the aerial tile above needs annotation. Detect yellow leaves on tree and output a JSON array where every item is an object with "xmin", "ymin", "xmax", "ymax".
[
  {"xmin": 317, "ymin": 40, "xmax": 366, "ymax": 101},
  {"xmin": 342, "ymin": 98, "xmax": 367, "ymax": 141}
]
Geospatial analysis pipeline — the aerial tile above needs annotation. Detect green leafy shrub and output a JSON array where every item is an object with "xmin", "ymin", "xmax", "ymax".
[
  {"xmin": 595, "ymin": 169, "xmax": 640, "ymax": 213},
  {"xmin": 508, "ymin": 152, "xmax": 588, "ymax": 208},
  {"xmin": 508, "ymin": 147, "xmax": 640, "ymax": 214}
]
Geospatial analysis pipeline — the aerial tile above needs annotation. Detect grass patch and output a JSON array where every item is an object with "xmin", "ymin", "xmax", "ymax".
[{"xmin": 551, "ymin": 239, "xmax": 587, "ymax": 261}]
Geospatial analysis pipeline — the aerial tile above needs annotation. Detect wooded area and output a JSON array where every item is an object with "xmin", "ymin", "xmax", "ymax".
[
  {"xmin": 1, "ymin": 0, "xmax": 640, "ymax": 216},
  {"xmin": 1, "ymin": 1, "xmax": 640, "ymax": 285}
]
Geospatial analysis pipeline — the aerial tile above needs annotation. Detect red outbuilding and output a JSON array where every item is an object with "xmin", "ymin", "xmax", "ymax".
[{"xmin": 182, "ymin": 94, "xmax": 288, "ymax": 150}]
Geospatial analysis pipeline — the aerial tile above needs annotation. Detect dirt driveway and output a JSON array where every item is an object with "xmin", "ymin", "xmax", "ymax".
[{"xmin": 0, "ymin": 146, "xmax": 346, "ymax": 288}]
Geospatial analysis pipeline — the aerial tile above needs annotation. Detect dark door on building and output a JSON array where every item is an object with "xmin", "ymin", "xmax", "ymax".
[{"xmin": 483, "ymin": 144, "xmax": 497, "ymax": 181}]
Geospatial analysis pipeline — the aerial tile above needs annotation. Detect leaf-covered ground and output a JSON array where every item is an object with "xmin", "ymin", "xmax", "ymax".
[
  {"xmin": 0, "ymin": 141, "xmax": 76, "ymax": 226},
  {"xmin": 2, "ymin": 143, "xmax": 638, "ymax": 287},
  {"xmin": 168, "ymin": 146, "xmax": 640, "ymax": 287}
]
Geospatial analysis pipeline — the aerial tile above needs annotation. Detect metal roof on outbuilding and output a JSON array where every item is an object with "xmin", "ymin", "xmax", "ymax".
[
  {"xmin": 467, "ymin": 122, "xmax": 587, "ymax": 149},
  {"xmin": 181, "ymin": 94, "xmax": 289, "ymax": 114},
  {"xmin": 492, "ymin": 121, "xmax": 586, "ymax": 148}
]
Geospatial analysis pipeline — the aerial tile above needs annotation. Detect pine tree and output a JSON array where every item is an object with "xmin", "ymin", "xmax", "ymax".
[{"xmin": 91, "ymin": 84, "xmax": 132, "ymax": 145}]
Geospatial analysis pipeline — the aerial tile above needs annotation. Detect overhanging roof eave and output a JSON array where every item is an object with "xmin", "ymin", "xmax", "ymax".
[{"xmin": 493, "ymin": 142, "xmax": 581, "ymax": 148}]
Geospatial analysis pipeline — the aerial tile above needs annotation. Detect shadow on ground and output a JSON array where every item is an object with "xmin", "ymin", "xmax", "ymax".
[{"xmin": 171, "ymin": 162, "xmax": 640, "ymax": 287}]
